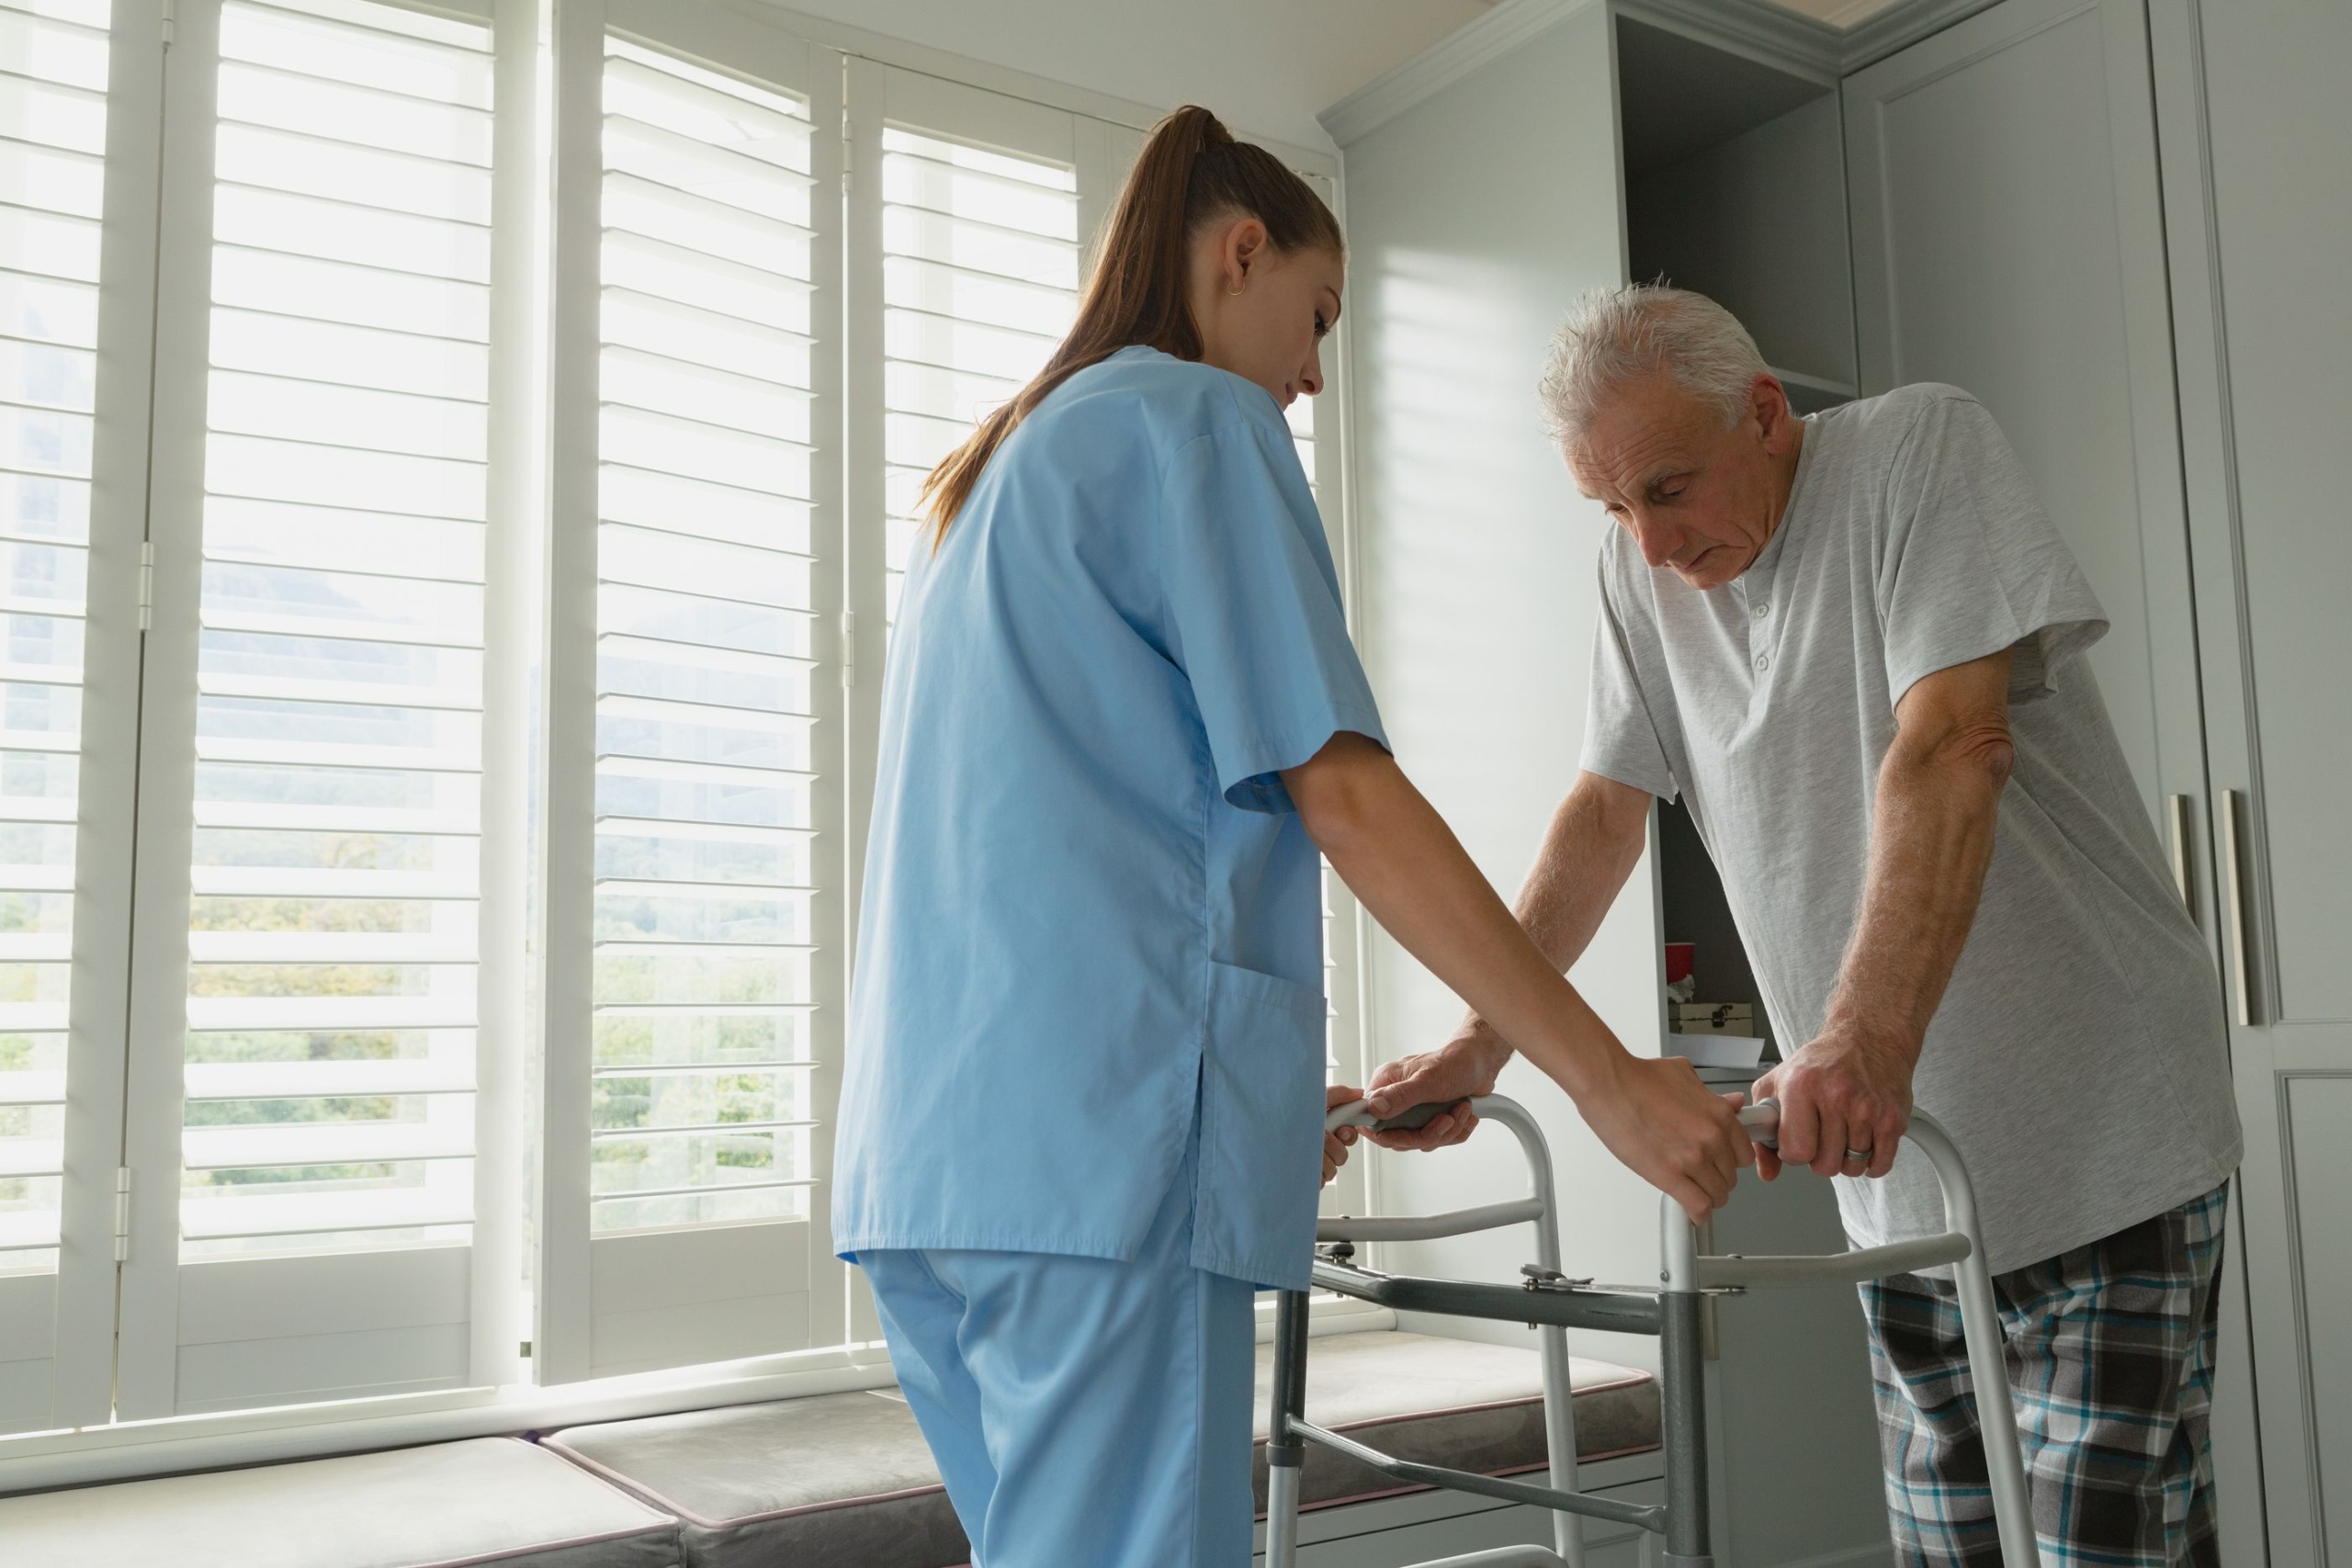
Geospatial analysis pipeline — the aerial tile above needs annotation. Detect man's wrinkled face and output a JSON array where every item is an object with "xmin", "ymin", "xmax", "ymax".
[{"xmin": 1567, "ymin": 371, "xmax": 1798, "ymax": 592}]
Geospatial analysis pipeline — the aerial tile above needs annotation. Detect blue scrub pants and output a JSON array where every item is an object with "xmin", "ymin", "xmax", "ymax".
[{"xmin": 857, "ymin": 1170, "xmax": 1257, "ymax": 1567}]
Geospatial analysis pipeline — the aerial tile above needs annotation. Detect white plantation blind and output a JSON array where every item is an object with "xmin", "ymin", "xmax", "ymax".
[
  {"xmin": 878, "ymin": 125, "xmax": 1080, "ymax": 624},
  {"xmin": 177, "ymin": 0, "xmax": 493, "ymax": 1258},
  {"xmin": 0, "ymin": 0, "xmax": 108, "ymax": 1277},
  {"xmin": 588, "ymin": 39, "xmax": 820, "ymax": 1235}
]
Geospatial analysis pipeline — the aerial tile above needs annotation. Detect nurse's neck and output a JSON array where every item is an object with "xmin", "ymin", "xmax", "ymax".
[{"xmin": 1185, "ymin": 215, "xmax": 1344, "ymax": 411}]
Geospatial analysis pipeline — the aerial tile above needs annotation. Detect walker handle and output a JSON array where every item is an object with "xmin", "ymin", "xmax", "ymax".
[
  {"xmin": 1325, "ymin": 1098, "xmax": 1461, "ymax": 1134},
  {"xmin": 1331, "ymin": 1095, "xmax": 1781, "ymax": 1139}
]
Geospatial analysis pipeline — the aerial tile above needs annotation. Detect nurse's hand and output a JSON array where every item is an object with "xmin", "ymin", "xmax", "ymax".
[
  {"xmin": 1580, "ymin": 1054, "xmax": 1756, "ymax": 1223},
  {"xmin": 1324, "ymin": 1084, "xmax": 1363, "ymax": 1186}
]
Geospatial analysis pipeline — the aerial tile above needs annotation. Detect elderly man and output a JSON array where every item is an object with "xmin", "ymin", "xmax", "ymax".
[{"xmin": 1366, "ymin": 285, "xmax": 2243, "ymax": 1565}]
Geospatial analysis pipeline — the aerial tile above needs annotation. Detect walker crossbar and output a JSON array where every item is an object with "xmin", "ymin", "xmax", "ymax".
[
  {"xmin": 1263, "ymin": 1093, "xmax": 2039, "ymax": 1568},
  {"xmin": 1695, "ymin": 1230, "xmax": 1971, "ymax": 1288},
  {"xmin": 1286, "ymin": 1415, "xmax": 1666, "ymax": 1531},
  {"xmin": 1317, "ymin": 1198, "xmax": 1546, "ymax": 1243},
  {"xmin": 1306, "ymin": 1258, "xmax": 1663, "ymax": 1335}
]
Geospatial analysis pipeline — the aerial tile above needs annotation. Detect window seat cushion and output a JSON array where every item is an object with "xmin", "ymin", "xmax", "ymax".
[
  {"xmin": 541, "ymin": 1328, "xmax": 1659, "ymax": 1567},
  {"xmin": 544, "ymin": 1390, "xmax": 967, "ymax": 1568},
  {"xmin": 0, "ymin": 1436, "xmax": 682, "ymax": 1568}
]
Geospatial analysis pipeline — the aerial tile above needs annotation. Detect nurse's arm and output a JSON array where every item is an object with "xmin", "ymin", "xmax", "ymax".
[
  {"xmin": 1283, "ymin": 733, "xmax": 1753, "ymax": 1221},
  {"xmin": 1363, "ymin": 770, "xmax": 1652, "ymax": 1152}
]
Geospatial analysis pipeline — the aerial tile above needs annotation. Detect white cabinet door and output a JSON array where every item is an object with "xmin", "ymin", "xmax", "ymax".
[
  {"xmin": 1845, "ymin": 0, "xmax": 2204, "ymax": 845},
  {"xmin": 1846, "ymin": 4, "xmax": 2270, "ymax": 1559},
  {"xmin": 2151, "ymin": 0, "xmax": 2352, "ymax": 1561}
]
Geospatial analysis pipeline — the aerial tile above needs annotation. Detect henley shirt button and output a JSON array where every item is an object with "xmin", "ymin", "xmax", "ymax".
[
  {"xmin": 1754, "ymin": 653, "xmax": 1770, "ymax": 672},
  {"xmin": 1753, "ymin": 602, "xmax": 1770, "ymax": 619}
]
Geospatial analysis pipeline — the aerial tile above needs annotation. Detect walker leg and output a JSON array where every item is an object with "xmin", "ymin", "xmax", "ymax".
[
  {"xmin": 1659, "ymin": 1291, "xmax": 1712, "ymax": 1568},
  {"xmin": 1265, "ymin": 1290, "xmax": 1310, "ymax": 1568},
  {"xmin": 1952, "ymin": 1250, "xmax": 2039, "ymax": 1565},
  {"xmin": 1901, "ymin": 1111, "xmax": 2040, "ymax": 1566},
  {"xmin": 1538, "ymin": 1321, "xmax": 1583, "ymax": 1568}
]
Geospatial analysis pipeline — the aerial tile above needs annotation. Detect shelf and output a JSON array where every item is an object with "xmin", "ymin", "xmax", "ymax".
[
  {"xmin": 1769, "ymin": 367, "xmax": 1858, "ymax": 397},
  {"xmin": 1770, "ymin": 367, "xmax": 1858, "ymax": 417}
]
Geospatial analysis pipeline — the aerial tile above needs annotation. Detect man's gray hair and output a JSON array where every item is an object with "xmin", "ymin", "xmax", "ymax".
[{"xmin": 1537, "ymin": 284, "xmax": 1770, "ymax": 447}]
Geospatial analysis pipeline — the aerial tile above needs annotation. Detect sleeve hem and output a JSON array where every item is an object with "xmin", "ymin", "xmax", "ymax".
[
  {"xmin": 1577, "ymin": 747, "xmax": 1678, "ymax": 804},
  {"xmin": 1886, "ymin": 611, "xmax": 2109, "ymax": 712},
  {"xmin": 1219, "ymin": 709, "xmax": 1393, "ymax": 815}
]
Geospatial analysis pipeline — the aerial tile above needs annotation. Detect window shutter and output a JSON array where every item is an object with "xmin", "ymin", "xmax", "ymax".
[
  {"xmin": 538, "ymin": 0, "xmax": 845, "ymax": 1382},
  {"xmin": 0, "ymin": 0, "xmax": 129, "ymax": 1433},
  {"xmin": 115, "ymin": 0, "xmax": 509, "ymax": 1420},
  {"xmin": 0, "ymin": 0, "xmax": 109, "ymax": 1271},
  {"xmin": 875, "ymin": 117, "xmax": 1081, "ymax": 628}
]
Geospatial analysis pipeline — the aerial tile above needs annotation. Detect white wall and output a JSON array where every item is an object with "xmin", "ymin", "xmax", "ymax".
[
  {"xmin": 1337, "ymin": 1, "xmax": 1679, "ymax": 1373},
  {"xmin": 760, "ymin": 0, "xmax": 1493, "ymax": 151}
]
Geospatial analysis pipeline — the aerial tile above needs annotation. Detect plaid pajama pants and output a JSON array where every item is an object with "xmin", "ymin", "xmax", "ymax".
[{"xmin": 1857, "ymin": 1183, "xmax": 2229, "ymax": 1567}]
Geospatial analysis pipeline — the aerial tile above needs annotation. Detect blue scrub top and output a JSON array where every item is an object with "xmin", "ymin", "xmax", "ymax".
[{"xmin": 832, "ymin": 345, "xmax": 1386, "ymax": 1290}]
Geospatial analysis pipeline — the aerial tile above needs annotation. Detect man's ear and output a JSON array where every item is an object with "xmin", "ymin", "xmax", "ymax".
[{"xmin": 1751, "ymin": 373, "xmax": 1796, "ymax": 447}]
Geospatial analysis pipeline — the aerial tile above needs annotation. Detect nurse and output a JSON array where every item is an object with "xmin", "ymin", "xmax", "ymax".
[{"xmin": 833, "ymin": 106, "xmax": 1754, "ymax": 1566}]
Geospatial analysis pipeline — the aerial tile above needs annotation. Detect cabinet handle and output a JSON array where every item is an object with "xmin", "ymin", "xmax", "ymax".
[
  {"xmin": 2165, "ymin": 793, "xmax": 2195, "ymax": 919},
  {"xmin": 2218, "ymin": 788, "xmax": 2255, "ymax": 1027}
]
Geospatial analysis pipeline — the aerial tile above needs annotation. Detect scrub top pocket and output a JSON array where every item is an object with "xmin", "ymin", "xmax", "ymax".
[{"xmin": 1191, "ymin": 961, "xmax": 1329, "ymax": 1289}]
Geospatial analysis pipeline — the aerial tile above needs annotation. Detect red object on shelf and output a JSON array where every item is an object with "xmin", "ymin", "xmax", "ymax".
[{"xmin": 1664, "ymin": 942, "xmax": 1695, "ymax": 985}]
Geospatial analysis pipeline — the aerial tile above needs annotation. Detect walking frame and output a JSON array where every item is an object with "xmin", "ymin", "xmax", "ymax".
[{"xmin": 1267, "ymin": 1095, "xmax": 2036, "ymax": 1568}]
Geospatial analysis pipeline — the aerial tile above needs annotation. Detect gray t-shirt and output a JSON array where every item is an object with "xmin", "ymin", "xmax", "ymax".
[{"xmin": 1581, "ymin": 384, "xmax": 2242, "ymax": 1273}]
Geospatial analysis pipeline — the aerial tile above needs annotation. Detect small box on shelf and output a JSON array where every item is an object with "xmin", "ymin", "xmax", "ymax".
[{"xmin": 1671, "ymin": 1001, "xmax": 1754, "ymax": 1036}]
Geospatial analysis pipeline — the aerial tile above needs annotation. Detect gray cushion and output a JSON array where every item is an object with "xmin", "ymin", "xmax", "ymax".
[
  {"xmin": 546, "ymin": 1391, "xmax": 964, "ymax": 1568},
  {"xmin": 0, "ymin": 1436, "xmax": 681, "ymax": 1568},
  {"xmin": 543, "ymin": 1330, "xmax": 1657, "ymax": 1568}
]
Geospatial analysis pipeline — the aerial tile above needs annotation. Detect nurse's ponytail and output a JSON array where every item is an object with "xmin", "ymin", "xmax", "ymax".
[{"xmin": 920, "ymin": 105, "xmax": 1342, "ymax": 540}]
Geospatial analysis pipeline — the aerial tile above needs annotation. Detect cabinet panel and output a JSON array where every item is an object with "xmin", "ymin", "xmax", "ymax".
[
  {"xmin": 1846, "ymin": 0, "xmax": 2200, "ymax": 838},
  {"xmin": 2195, "ymin": 5, "xmax": 2352, "ymax": 1027},
  {"xmin": 2284, "ymin": 1075, "xmax": 2352, "ymax": 1543},
  {"xmin": 2153, "ymin": 0, "xmax": 2352, "ymax": 1558}
]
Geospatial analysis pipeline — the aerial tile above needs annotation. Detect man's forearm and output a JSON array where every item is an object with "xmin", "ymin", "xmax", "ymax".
[
  {"xmin": 1455, "ymin": 773, "xmax": 1650, "ymax": 1053},
  {"xmin": 1823, "ymin": 733, "xmax": 2008, "ymax": 1058},
  {"xmin": 1751, "ymin": 649, "xmax": 2016, "ymax": 1181}
]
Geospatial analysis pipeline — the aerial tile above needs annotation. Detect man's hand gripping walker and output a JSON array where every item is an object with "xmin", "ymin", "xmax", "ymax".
[{"xmin": 1269, "ymin": 1096, "xmax": 2036, "ymax": 1568}]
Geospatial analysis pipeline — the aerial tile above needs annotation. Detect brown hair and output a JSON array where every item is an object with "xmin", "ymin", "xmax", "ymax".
[{"xmin": 919, "ymin": 105, "xmax": 1343, "ymax": 539}]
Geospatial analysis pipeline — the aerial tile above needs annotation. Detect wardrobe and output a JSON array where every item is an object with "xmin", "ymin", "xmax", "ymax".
[{"xmin": 1325, "ymin": 0, "xmax": 2346, "ymax": 1561}]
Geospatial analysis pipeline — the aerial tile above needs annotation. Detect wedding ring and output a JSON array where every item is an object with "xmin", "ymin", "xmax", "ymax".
[{"xmin": 1843, "ymin": 1147, "xmax": 1871, "ymax": 1162}]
